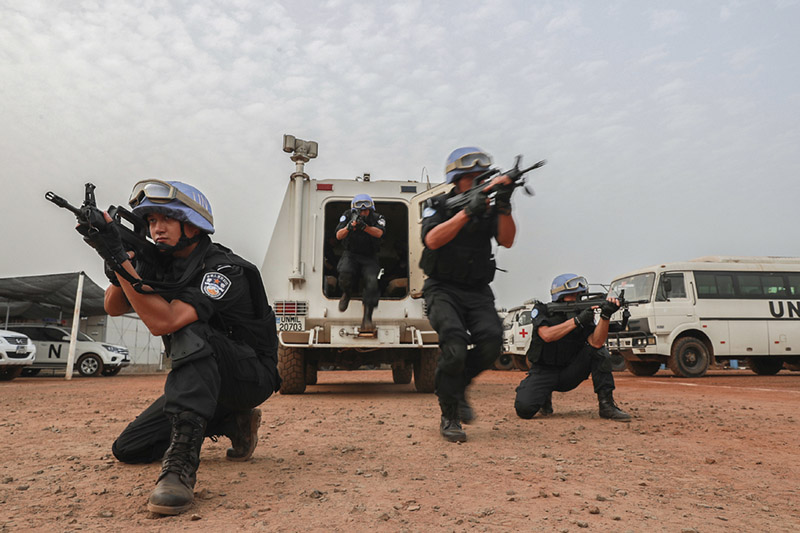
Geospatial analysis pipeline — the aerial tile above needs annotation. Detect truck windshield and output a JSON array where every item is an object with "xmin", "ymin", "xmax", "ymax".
[{"xmin": 610, "ymin": 273, "xmax": 655, "ymax": 303}]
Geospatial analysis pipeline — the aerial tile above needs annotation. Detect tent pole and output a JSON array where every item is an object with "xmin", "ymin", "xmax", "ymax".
[
  {"xmin": 65, "ymin": 273, "xmax": 85, "ymax": 381},
  {"xmin": 4, "ymin": 298, "xmax": 9, "ymax": 328}
]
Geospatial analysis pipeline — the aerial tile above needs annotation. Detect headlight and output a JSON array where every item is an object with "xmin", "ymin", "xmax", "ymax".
[{"xmin": 102, "ymin": 344, "xmax": 127, "ymax": 354}]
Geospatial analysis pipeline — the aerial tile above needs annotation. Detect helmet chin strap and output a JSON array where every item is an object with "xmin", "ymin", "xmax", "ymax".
[{"xmin": 154, "ymin": 221, "xmax": 203, "ymax": 253}]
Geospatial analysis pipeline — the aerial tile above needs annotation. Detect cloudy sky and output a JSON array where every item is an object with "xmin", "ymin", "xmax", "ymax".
[{"xmin": 2, "ymin": 0, "xmax": 799, "ymax": 307}]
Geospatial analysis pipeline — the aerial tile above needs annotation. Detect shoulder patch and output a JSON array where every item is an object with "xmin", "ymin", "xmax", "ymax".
[
  {"xmin": 530, "ymin": 308, "xmax": 539, "ymax": 319},
  {"xmin": 339, "ymin": 214, "xmax": 346, "ymax": 222},
  {"xmin": 377, "ymin": 217, "xmax": 386, "ymax": 227},
  {"xmin": 422, "ymin": 206, "xmax": 437, "ymax": 218},
  {"xmin": 201, "ymin": 272, "xmax": 231, "ymax": 300}
]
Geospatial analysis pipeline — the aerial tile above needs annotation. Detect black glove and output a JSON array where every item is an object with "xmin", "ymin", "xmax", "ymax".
[
  {"xmin": 103, "ymin": 261, "xmax": 121, "ymax": 286},
  {"xmin": 600, "ymin": 299, "xmax": 621, "ymax": 320},
  {"xmin": 355, "ymin": 216, "xmax": 367, "ymax": 231},
  {"xmin": 464, "ymin": 192, "xmax": 488, "ymax": 218},
  {"xmin": 573, "ymin": 307, "xmax": 595, "ymax": 328},
  {"xmin": 494, "ymin": 185, "xmax": 514, "ymax": 215},
  {"xmin": 76, "ymin": 221, "xmax": 129, "ymax": 266}
]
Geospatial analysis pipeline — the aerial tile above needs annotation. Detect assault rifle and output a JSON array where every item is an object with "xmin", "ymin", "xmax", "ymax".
[
  {"xmin": 346, "ymin": 208, "xmax": 366, "ymax": 231},
  {"xmin": 444, "ymin": 155, "xmax": 546, "ymax": 214},
  {"xmin": 46, "ymin": 183, "xmax": 163, "ymax": 287},
  {"xmin": 544, "ymin": 290, "xmax": 633, "ymax": 330}
]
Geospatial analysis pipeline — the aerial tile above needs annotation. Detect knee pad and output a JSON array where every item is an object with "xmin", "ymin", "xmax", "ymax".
[
  {"xmin": 514, "ymin": 402, "xmax": 541, "ymax": 420},
  {"xmin": 167, "ymin": 323, "xmax": 214, "ymax": 369},
  {"xmin": 438, "ymin": 340, "xmax": 468, "ymax": 376}
]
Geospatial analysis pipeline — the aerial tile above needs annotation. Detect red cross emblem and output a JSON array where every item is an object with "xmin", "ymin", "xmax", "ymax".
[{"xmin": 519, "ymin": 329, "xmax": 528, "ymax": 338}]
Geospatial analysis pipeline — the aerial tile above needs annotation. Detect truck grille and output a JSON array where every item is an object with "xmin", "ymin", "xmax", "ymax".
[{"xmin": 274, "ymin": 301, "xmax": 308, "ymax": 316}]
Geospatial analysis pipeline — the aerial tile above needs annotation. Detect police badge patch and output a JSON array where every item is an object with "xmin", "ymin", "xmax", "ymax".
[{"xmin": 201, "ymin": 272, "xmax": 231, "ymax": 300}]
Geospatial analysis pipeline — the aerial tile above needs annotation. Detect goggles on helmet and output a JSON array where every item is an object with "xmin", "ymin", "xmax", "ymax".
[
  {"xmin": 550, "ymin": 275, "xmax": 589, "ymax": 296},
  {"xmin": 129, "ymin": 179, "xmax": 214, "ymax": 225},
  {"xmin": 353, "ymin": 199, "xmax": 374, "ymax": 210},
  {"xmin": 445, "ymin": 151, "xmax": 493, "ymax": 175}
]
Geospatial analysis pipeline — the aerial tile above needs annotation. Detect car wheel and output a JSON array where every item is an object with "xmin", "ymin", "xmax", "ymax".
[
  {"xmin": 625, "ymin": 360, "xmax": 661, "ymax": 376},
  {"xmin": 494, "ymin": 352, "xmax": 515, "ymax": 371},
  {"xmin": 747, "ymin": 357, "xmax": 784, "ymax": 375},
  {"xmin": 77, "ymin": 353, "xmax": 104, "ymax": 377},
  {"xmin": 21, "ymin": 368, "xmax": 41, "ymax": 377},
  {"xmin": 668, "ymin": 337, "xmax": 710, "ymax": 377},
  {"xmin": 278, "ymin": 346, "xmax": 306, "ymax": 394},
  {"xmin": 0, "ymin": 367, "xmax": 24, "ymax": 381}
]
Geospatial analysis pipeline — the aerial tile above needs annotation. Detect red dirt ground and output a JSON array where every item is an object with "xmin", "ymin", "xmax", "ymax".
[{"xmin": 1, "ymin": 369, "xmax": 799, "ymax": 532}]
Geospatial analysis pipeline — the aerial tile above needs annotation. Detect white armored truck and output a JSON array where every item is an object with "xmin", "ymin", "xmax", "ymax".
[{"xmin": 261, "ymin": 135, "xmax": 444, "ymax": 393}]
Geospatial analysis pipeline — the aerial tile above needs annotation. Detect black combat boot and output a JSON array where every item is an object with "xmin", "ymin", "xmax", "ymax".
[
  {"xmin": 225, "ymin": 408, "xmax": 261, "ymax": 462},
  {"xmin": 360, "ymin": 305, "xmax": 375, "ymax": 332},
  {"xmin": 439, "ymin": 403, "xmax": 467, "ymax": 442},
  {"xmin": 338, "ymin": 291, "xmax": 350, "ymax": 312},
  {"xmin": 540, "ymin": 392, "xmax": 554, "ymax": 416},
  {"xmin": 148, "ymin": 411, "xmax": 207, "ymax": 515},
  {"xmin": 598, "ymin": 390, "xmax": 631, "ymax": 421}
]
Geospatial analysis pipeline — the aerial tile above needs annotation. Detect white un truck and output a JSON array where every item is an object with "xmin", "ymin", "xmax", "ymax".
[
  {"xmin": 261, "ymin": 135, "xmax": 443, "ymax": 393},
  {"xmin": 607, "ymin": 256, "xmax": 800, "ymax": 377}
]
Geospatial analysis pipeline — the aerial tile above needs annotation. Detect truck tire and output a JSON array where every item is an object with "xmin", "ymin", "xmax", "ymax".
[
  {"xmin": 278, "ymin": 346, "xmax": 306, "ymax": 394},
  {"xmin": 625, "ymin": 360, "xmax": 661, "ymax": 376},
  {"xmin": 0, "ymin": 367, "xmax": 23, "ymax": 381},
  {"xmin": 668, "ymin": 337, "xmax": 710, "ymax": 378},
  {"xmin": 785, "ymin": 362, "xmax": 800, "ymax": 372},
  {"xmin": 77, "ymin": 353, "xmax": 104, "ymax": 377},
  {"xmin": 610, "ymin": 351, "xmax": 627, "ymax": 371},
  {"xmin": 413, "ymin": 348, "xmax": 438, "ymax": 393},
  {"xmin": 305, "ymin": 362, "xmax": 318, "ymax": 385},
  {"xmin": 747, "ymin": 357, "xmax": 784, "ymax": 375},
  {"xmin": 494, "ymin": 352, "xmax": 515, "ymax": 371},
  {"xmin": 512, "ymin": 354, "xmax": 530, "ymax": 371},
  {"xmin": 392, "ymin": 363, "xmax": 413, "ymax": 384}
]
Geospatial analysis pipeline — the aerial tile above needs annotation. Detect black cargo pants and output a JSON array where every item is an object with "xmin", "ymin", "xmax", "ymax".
[
  {"xmin": 423, "ymin": 279, "xmax": 503, "ymax": 418},
  {"xmin": 514, "ymin": 344, "xmax": 615, "ymax": 419},
  {"xmin": 337, "ymin": 251, "xmax": 380, "ymax": 309},
  {"xmin": 112, "ymin": 323, "xmax": 279, "ymax": 464}
]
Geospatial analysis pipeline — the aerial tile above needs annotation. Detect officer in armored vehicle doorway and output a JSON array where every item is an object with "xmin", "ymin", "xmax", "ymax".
[{"xmin": 335, "ymin": 194, "xmax": 386, "ymax": 332}]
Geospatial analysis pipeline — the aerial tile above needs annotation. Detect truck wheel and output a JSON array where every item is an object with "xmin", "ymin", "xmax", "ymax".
[
  {"xmin": 0, "ymin": 367, "xmax": 23, "ymax": 381},
  {"xmin": 278, "ymin": 346, "xmax": 306, "ymax": 394},
  {"xmin": 610, "ymin": 351, "xmax": 627, "ymax": 371},
  {"xmin": 512, "ymin": 354, "xmax": 530, "ymax": 371},
  {"xmin": 668, "ymin": 337, "xmax": 710, "ymax": 377},
  {"xmin": 494, "ymin": 353, "xmax": 515, "ymax": 371},
  {"xmin": 625, "ymin": 360, "xmax": 661, "ymax": 376},
  {"xmin": 77, "ymin": 353, "xmax": 104, "ymax": 377},
  {"xmin": 392, "ymin": 363, "xmax": 413, "ymax": 384},
  {"xmin": 747, "ymin": 357, "xmax": 784, "ymax": 375},
  {"xmin": 785, "ymin": 362, "xmax": 800, "ymax": 372},
  {"xmin": 102, "ymin": 367, "xmax": 122, "ymax": 376},
  {"xmin": 305, "ymin": 362, "xmax": 318, "ymax": 385},
  {"xmin": 413, "ymin": 348, "xmax": 438, "ymax": 393}
]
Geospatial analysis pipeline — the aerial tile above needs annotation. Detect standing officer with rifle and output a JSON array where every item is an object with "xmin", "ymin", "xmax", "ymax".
[
  {"xmin": 514, "ymin": 274, "xmax": 631, "ymax": 421},
  {"xmin": 335, "ymin": 194, "xmax": 386, "ymax": 332},
  {"xmin": 59, "ymin": 180, "xmax": 281, "ymax": 515},
  {"xmin": 421, "ymin": 146, "xmax": 523, "ymax": 443}
]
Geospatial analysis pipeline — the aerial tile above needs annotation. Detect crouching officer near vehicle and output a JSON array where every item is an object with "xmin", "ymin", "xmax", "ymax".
[
  {"xmin": 514, "ymin": 274, "xmax": 631, "ymax": 421},
  {"xmin": 84, "ymin": 180, "xmax": 280, "ymax": 515},
  {"xmin": 421, "ymin": 146, "xmax": 516, "ymax": 443},
  {"xmin": 335, "ymin": 194, "xmax": 386, "ymax": 332}
]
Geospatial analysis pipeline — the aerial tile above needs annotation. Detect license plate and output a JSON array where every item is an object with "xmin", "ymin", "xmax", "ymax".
[
  {"xmin": 276, "ymin": 316, "xmax": 305, "ymax": 332},
  {"xmin": 16, "ymin": 346, "xmax": 27, "ymax": 354}
]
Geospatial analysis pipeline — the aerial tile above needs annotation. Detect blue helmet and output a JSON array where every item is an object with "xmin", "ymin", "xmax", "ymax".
[
  {"xmin": 129, "ymin": 180, "xmax": 215, "ymax": 234},
  {"xmin": 351, "ymin": 194, "xmax": 375, "ymax": 211},
  {"xmin": 550, "ymin": 273, "xmax": 589, "ymax": 302},
  {"xmin": 445, "ymin": 147, "xmax": 493, "ymax": 184}
]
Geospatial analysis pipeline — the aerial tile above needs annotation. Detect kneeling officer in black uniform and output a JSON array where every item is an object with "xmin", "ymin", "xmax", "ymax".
[
  {"xmin": 84, "ymin": 180, "xmax": 280, "ymax": 515},
  {"xmin": 335, "ymin": 194, "xmax": 385, "ymax": 332},
  {"xmin": 514, "ymin": 274, "xmax": 631, "ymax": 421}
]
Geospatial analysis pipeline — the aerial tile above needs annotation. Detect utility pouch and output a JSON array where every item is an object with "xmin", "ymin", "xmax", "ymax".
[{"xmin": 166, "ymin": 323, "xmax": 214, "ymax": 369}]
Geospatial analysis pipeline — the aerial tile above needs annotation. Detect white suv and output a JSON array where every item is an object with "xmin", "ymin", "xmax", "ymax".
[
  {"xmin": 8, "ymin": 325, "xmax": 130, "ymax": 377},
  {"xmin": 0, "ymin": 329, "xmax": 36, "ymax": 381}
]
